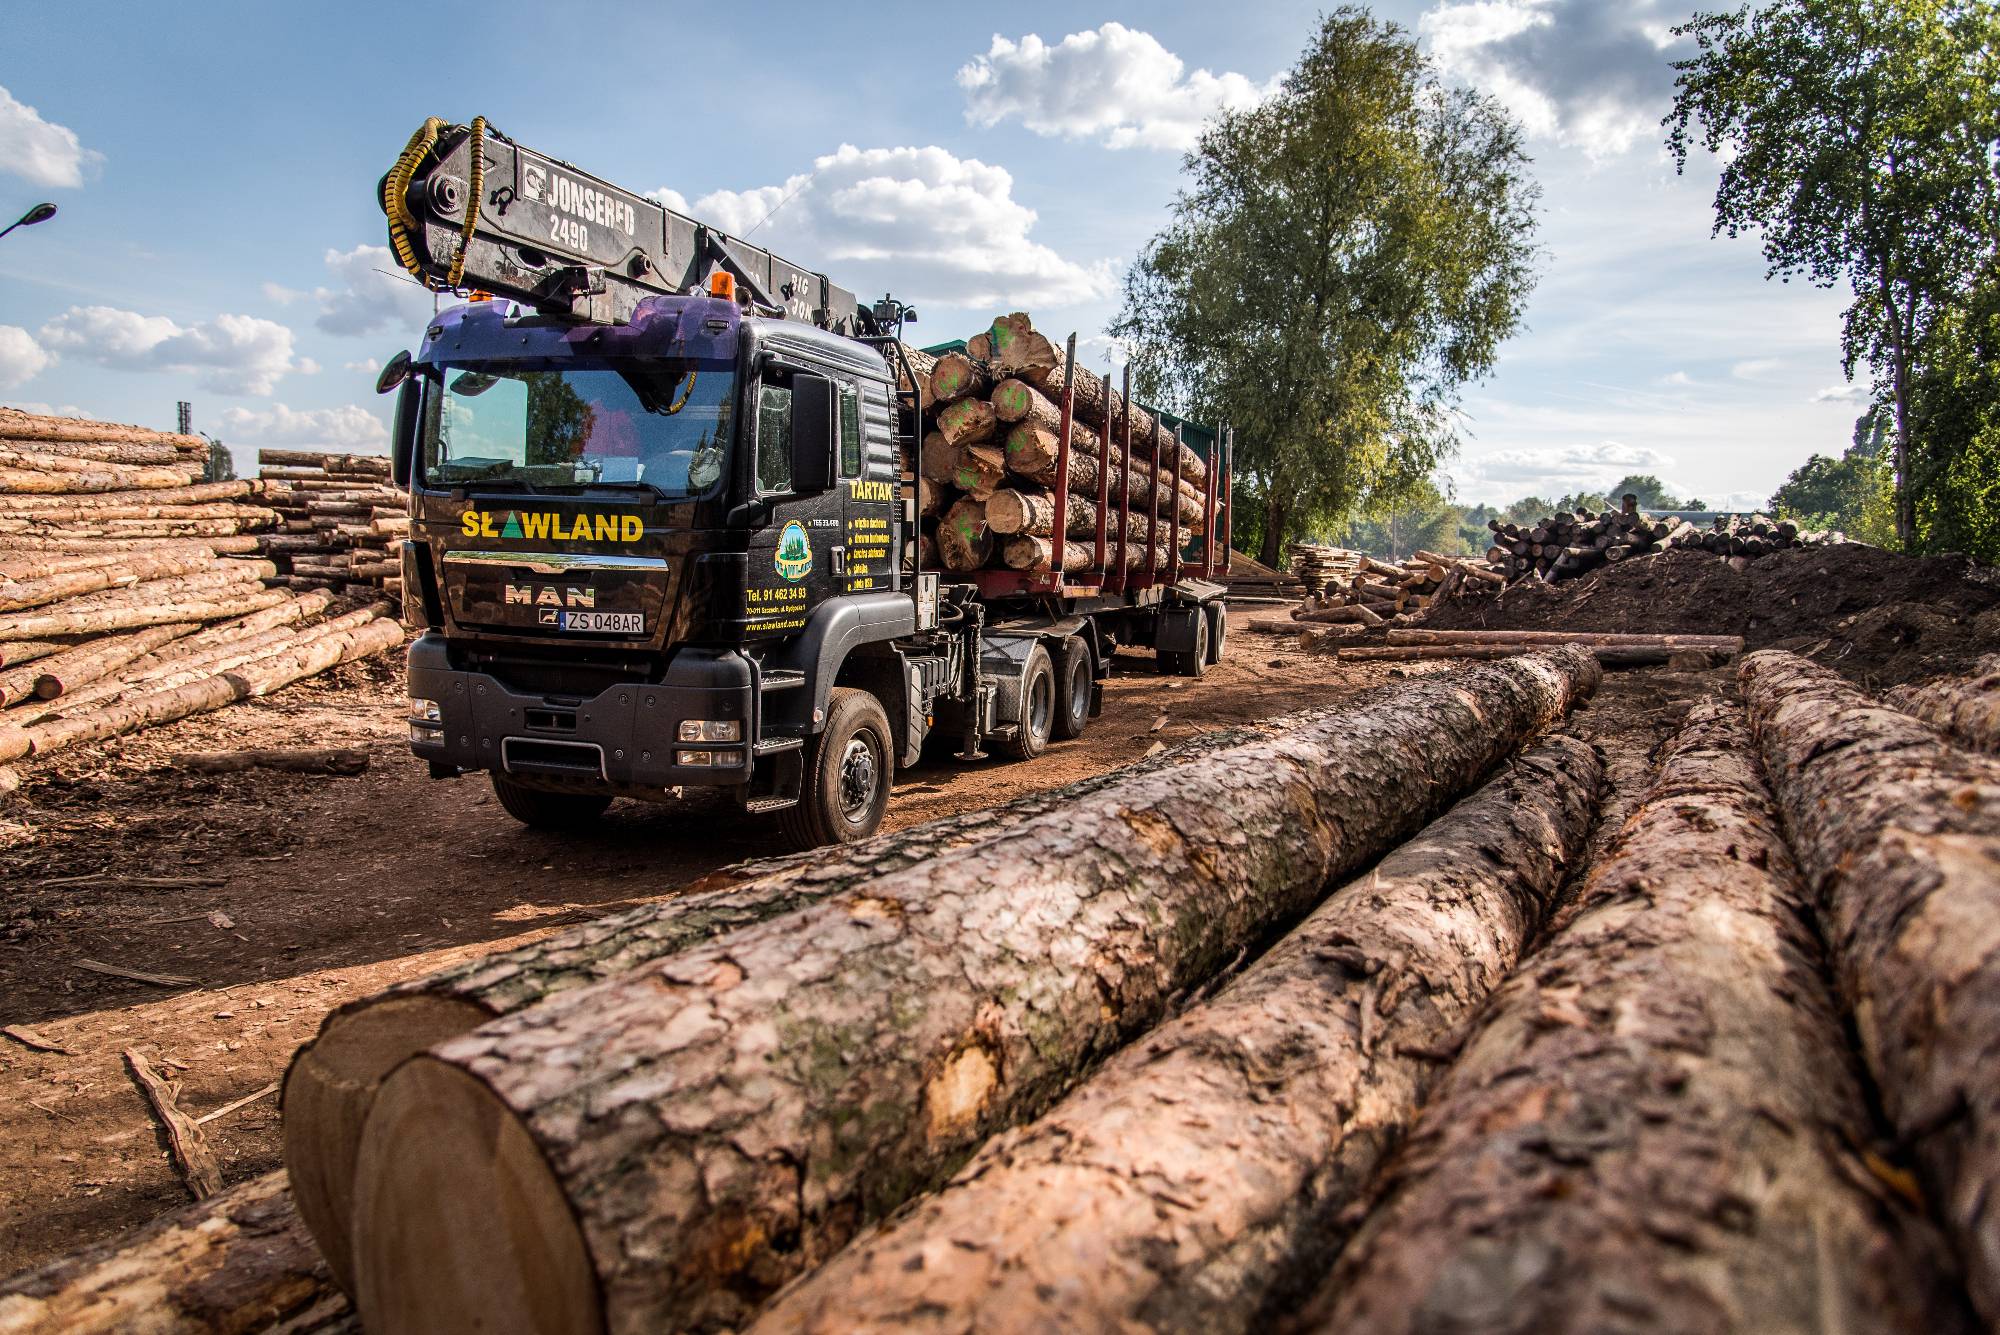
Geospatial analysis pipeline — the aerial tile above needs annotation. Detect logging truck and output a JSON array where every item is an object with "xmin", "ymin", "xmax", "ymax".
[{"xmin": 376, "ymin": 120, "xmax": 1232, "ymax": 845}]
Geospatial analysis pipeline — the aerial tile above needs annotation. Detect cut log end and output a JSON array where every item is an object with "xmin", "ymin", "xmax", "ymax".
[{"xmin": 353, "ymin": 1057, "xmax": 601, "ymax": 1335}]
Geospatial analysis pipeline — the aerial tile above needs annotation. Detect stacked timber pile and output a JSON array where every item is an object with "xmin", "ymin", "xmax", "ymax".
[
  {"xmin": 256, "ymin": 450, "xmax": 407, "ymax": 600},
  {"xmin": 1247, "ymin": 546, "xmax": 1505, "ymax": 642},
  {"xmin": 1288, "ymin": 543, "xmax": 1359, "ymax": 596},
  {"xmin": 1489, "ymin": 497, "xmax": 1840, "ymax": 584},
  {"xmin": 911, "ymin": 313, "xmax": 1212, "ymax": 577}
]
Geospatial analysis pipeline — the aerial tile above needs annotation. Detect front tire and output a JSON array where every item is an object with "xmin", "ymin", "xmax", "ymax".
[
  {"xmin": 997, "ymin": 644, "xmax": 1055, "ymax": 760},
  {"xmin": 490, "ymin": 775, "xmax": 612, "ymax": 829},
  {"xmin": 781, "ymin": 687, "xmax": 893, "ymax": 849},
  {"xmin": 1053, "ymin": 637, "xmax": 1092, "ymax": 741}
]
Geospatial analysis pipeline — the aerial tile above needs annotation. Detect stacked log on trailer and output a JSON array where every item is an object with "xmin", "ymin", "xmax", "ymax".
[
  {"xmin": 255, "ymin": 451, "xmax": 408, "ymax": 600},
  {"xmin": 1487, "ymin": 497, "xmax": 1840, "ymax": 584},
  {"xmin": 0, "ymin": 410, "xmax": 406, "ymax": 791},
  {"xmin": 907, "ymin": 313, "xmax": 1218, "ymax": 578}
]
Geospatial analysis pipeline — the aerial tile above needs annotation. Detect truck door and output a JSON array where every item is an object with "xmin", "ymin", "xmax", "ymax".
[
  {"xmin": 745, "ymin": 363, "xmax": 840, "ymax": 638},
  {"xmin": 835, "ymin": 379, "xmax": 898, "ymax": 596}
]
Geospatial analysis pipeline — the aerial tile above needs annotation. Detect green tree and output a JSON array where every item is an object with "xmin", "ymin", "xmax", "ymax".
[
  {"xmin": 1770, "ymin": 407, "xmax": 1903, "ymax": 543},
  {"xmin": 1341, "ymin": 479, "xmax": 1465, "ymax": 559},
  {"xmin": 1610, "ymin": 474, "xmax": 1677, "ymax": 509},
  {"xmin": 1115, "ymin": 8, "xmax": 1542, "ymax": 568},
  {"xmin": 201, "ymin": 437, "xmax": 236, "ymax": 483},
  {"xmin": 1667, "ymin": 0, "xmax": 2000, "ymax": 550},
  {"xmin": 1503, "ymin": 496, "xmax": 1554, "ymax": 526}
]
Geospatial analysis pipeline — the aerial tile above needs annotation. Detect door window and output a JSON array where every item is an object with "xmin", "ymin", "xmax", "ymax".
[
  {"xmin": 839, "ymin": 382, "xmax": 862, "ymax": 478},
  {"xmin": 757, "ymin": 381, "xmax": 792, "ymax": 495}
]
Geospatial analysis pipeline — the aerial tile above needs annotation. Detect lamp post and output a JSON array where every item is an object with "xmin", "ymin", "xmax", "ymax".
[{"xmin": 0, "ymin": 203, "xmax": 57, "ymax": 241}]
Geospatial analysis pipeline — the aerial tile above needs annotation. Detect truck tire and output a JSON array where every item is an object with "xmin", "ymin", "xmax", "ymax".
[
  {"xmin": 997, "ymin": 644, "xmax": 1056, "ymax": 761},
  {"xmin": 490, "ymin": 775, "xmax": 612, "ymax": 829},
  {"xmin": 1160, "ymin": 611, "xmax": 1209, "ymax": 679},
  {"xmin": 781, "ymin": 687, "xmax": 893, "ymax": 849},
  {"xmin": 1053, "ymin": 637, "xmax": 1092, "ymax": 741},
  {"xmin": 1203, "ymin": 601, "xmax": 1227, "ymax": 667}
]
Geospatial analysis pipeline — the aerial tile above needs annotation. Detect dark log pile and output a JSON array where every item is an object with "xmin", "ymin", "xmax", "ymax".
[
  {"xmin": 1488, "ymin": 498, "xmax": 1839, "ymax": 585},
  {"xmin": 319, "ymin": 651, "xmax": 1601, "ymax": 1333},
  {"xmin": 254, "ymin": 451, "xmax": 406, "ymax": 599}
]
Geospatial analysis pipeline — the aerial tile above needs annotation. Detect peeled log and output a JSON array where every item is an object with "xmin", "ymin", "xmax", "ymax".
[
  {"xmin": 937, "ymin": 498, "xmax": 992, "ymax": 571},
  {"xmin": 0, "ymin": 551, "xmax": 223, "ymax": 614},
  {"xmin": 0, "ymin": 438, "xmax": 184, "ymax": 466},
  {"xmin": 1887, "ymin": 656, "xmax": 2000, "ymax": 754},
  {"xmin": 753, "ymin": 736, "xmax": 1604, "ymax": 1335},
  {"xmin": 1302, "ymin": 700, "xmax": 1975, "ymax": 1335},
  {"xmin": 344, "ymin": 651, "xmax": 1601, "ymax": 1334},
  {"xmin": 1740, "ymin": 650, "xmax": 2000, "ymax": 1323},
  {"xmin": 927, "ymin": 352, "xmax": 993, "ymax": 405},
  {"xmin": 3, "ymin": 623, "xmax": 195, "ymax": 706},
  {"xmin": 0, "ymin": 568, "xmax": 280, "ymax": 641},
  {"xmin": 0, "ymin": 481, "xmax": 259, "ymax": 511},
  {"xmin": 0, "ymin": 1171, "xmax": 350, "ymax": 1335},
  {"xmin": 0, "ymin": 408, "xmax": 205, "ymax": 451},
  {"xmin": 284, "ymin": 725, "xmax": 1281, "ymax": 1295}
]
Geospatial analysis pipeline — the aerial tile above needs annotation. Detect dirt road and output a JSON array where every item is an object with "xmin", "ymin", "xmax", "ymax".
[{"xmin": 0, "ymin": 609, "xmax": 1372, "ymax": 1274}]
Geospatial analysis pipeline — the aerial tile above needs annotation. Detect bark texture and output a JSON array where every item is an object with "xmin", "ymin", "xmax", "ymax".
[
  {"xmin": 1740, "ymin": 649, "xmax": 2000, "ymax": 1323},
  {"xmin": 346, "ymin": 651, "xmax": 1602, "ymax": 1334},
  {"xmin": 753, "ymin": 735, "xmax": 1604, "ymax": 1335},
  {"xmin": 1000, "ymin": 534, "xmax": 1170, "ymax": 574},
  {"xmin": 1303, "ymin": 699, "xmax": 1976, "ymax": 1335},
  {"xmin": 0, "ymin": 1172, "xmax": 351, "ymax": 1335},
  {"xmin": 12, "ymin": 624, "xmax": 196, "ymax": 703},
  {"xmin": 1886, "ymin": 656, "xmax": 2000, "ymax": 755}
]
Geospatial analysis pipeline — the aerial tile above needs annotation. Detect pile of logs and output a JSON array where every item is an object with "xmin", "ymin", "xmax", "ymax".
[
  {"xmin": 1330, "ymin": 628, "xmax": 1745, "ymax": 667},
  {"xmin": 0, "ymin": 410, "xmax": 405, "ymax": 792},
  {"xmin": 1663, "ymin": 512, "xmax": 1839, "ymax": 558},
  {"xmin": 908, "ymin": 313, "xmax": 1211, "ymax": 576},
  {"xmin": 1489, "ymin": 499, "xmax": 1842, "ymax": 584},
  {"xmin": 255, "ymin": 451, "xmax": 407, "ymax": 600},
  {"xmin": 1255, "ymin": 546, "xmax": 1505, "ymax": 642}
]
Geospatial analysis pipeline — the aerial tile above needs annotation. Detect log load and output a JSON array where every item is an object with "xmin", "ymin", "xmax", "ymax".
[
  {"xmin": 1299, "ymin": 700, "xmax": 1976, "ymax": 1335},
  {"xmin": 0, "ymin": 1171, "xmax": 352, "ymax": 1334},
  {"xmin": 927, "ymin": 352, "xmax": 993, "ymax": 405},
  {"xmin": 1740, "ymin": 650, "xmax": 2000, "ymax": 1323},
  {"xmin": 284, "ymin": 723, "xmax": 1284, "ymax": 1295},
  {"xmin": 1887, "ymin": 655, "xmax": 2000, "ymax": 754},
  {"xmin": 1001, "ymin": 428, "xmax": 1205, "ymax": 527},
  {"xmin": 1001, "ymin": 534, "xmax": 1172, "ymax": 574},
  {"xmin": 751, "ymin": 735, "xmax": 1604, "ymax": 1335},
  {"xmin": 936, "ymin": 497, "xmax": 992, "ymax": 571},
  {"xmin": 339, "ymin": 651, "xmax": 1601, "ymax": 1333}
]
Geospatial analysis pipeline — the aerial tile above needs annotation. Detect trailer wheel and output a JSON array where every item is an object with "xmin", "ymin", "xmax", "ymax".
[
  {"xmin": 1053, "ymin": 637, "xmax": 1091, "ymax": 741},
  {"xmin": 781, "ymin": 688, "xmax": 893, "ymax": 850},
  {"xmin": 998, "ymin": 644, "xmax": 1055, "ymax": 760},
  {"xmin": 1203, "ymin": 602, "xmax": 1227, "ymax": 667},
  {"xmin": 1161, "ymin": 612, "xmax": 1209, "ymax": 679},
  {"xmin": 490, "ymin": 775, "xmax": 612, "ymax": 829}
]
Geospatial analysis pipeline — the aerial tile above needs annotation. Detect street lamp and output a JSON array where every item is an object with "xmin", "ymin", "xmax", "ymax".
[{"xmin": 0, "ymin": 203, "xmax": 57, "ymax": 241}]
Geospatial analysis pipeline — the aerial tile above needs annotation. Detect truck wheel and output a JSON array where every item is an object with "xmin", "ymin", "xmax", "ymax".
[
  {"xmin": 490, "ymin": 775, "xmax": 612, "ymax": 829},
  {"xmin": 781, "ymin": 687, "xmax": 892, "ymax": 849},
  {"xmin": 998, "ymin": 644, "xmax": 1055, "ymax": 761},
  {"xmin": 1161, "ymin": 612, "xmax": 1209, "ymax": 679},
  {"xmin": 1203, "ymin": 602, "xmax": 1227, "ymax": 667},
  {"xmin": 1053, "ymin": 637, "xmax": 1091, "ymax": 741}
]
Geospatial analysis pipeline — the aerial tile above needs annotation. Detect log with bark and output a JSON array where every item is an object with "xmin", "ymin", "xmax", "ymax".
[
  {"xmin": 0, "ymin": 481, "xmax": 260, "ymax": 511},
  {"xmin": 0, "ymin": 408, "xmax": 205, "ymax": 451},
  {"xmin": 0, "ymin": 438, "xmax": 184, "ymax": 466},
  {"xmin": 339, "ymin": 651, "xmax": 1602, "ymax": 1334},
  {"xmin": 751, "ymin": 735, "xmax": 1604, "ymax": 1335},
  {"xmin": 936, "ymin": 498, "xmax": 993, "ymax": 572},
  {"xmin": 984, "ymin": 487, "xmax": 1186, "ymax": 548},
  {"xmin": 1333, "ymin": 643, "xmax": 1734, "ymax": 667},
  {"xmin": 1002, "ymin": 427, "xmax": 1205, "ymax": 527},
  {"xmin": 1886, "ymin": 656, "xmax": 2000, "ymax": 755},
  {"xmin": 1740, "ymin": 650, "xmax": 2000, "ymax": 1323},
  {"xmin": 1298, "ymin": 700, "xmax": 1975, "ymax": 1335},
  {"xmin": 934, "ymin": 397, "xmax": 998, "ymax": 448},
  {"xmin": 0, "ymin": 550, "xmax": 224, "ymax": 614},
  {"xmin": 0, "ymin": 574, "xmax": 284, "ymax": 642},
  {"xmin": 0, "ymin": 1171, "xmax": 352, "ymax": 1335},
  {"xmin": 170, "ymin": 747, "xmax": 370, "ymax": 775},
  {"xmin": 927, "ymin": 352, "xmax": 994, "ymax": 406},
  {"xmin": 284, "ymin": 723, "xmax": 1289, "ymax": 1295},
  {"xmin": 1384, "ymin": 629, "xmax": 1745, "ymax": 651},
  {"xmin": 893, "ymin": 344, "xmax": 938, "ymax": 414},
  {"xmin": 1000, "ymin": 534, "xmax": 1171, "ymax": 574},
  {"xmin": 2, "ymin": 623, "xmax": 196, "ymax": 706}
]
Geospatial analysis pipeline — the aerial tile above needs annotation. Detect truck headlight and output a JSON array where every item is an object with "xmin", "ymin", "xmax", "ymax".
[
  {"xmin": 676, "ymin": 749, "xmax": 718, "ymax": 767},
  {"xmin": 409, "ymin": 698, "xmax": 442, "ymax": 724},
  {"xmin": 677, "ymin": 719, "xmax": 741, "ymax": 743}
]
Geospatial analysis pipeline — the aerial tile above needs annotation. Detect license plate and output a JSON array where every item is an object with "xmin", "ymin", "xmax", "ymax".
[{"xmin": 559, "ymin": 610, "xmax": 644, "ymax": 633}]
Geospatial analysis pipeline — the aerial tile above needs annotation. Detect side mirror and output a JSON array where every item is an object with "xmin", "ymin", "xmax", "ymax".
[
  {"xmin": 790, "ymin": 373, "xmax": 836, "ymax": 493},
  {"xmin": 391, "ymin": 376, "xmax": 420, "ymax": 489},
  {"xmin": 376, "ymin": 349, "xmax": 413, "ymax": 395}
]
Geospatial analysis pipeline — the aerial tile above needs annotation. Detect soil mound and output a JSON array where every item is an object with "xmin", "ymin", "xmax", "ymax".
[{"xmin": 1421, "ymin": 545, "xmax": 2000, "ymax": 686}]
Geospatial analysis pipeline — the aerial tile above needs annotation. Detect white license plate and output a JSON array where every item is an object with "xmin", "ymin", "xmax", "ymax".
[{"xmin": 561, "ymin": 610, "xmax": 644, "ymax": 633}]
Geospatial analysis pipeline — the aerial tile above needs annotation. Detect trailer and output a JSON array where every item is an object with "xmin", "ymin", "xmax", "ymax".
[{"xmin": 378, "ymin": 118, "xmax": 1232, "ymax": 845}]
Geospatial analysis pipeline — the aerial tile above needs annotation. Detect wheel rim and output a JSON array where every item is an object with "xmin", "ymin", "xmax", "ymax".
[
  {"xmin": 1028, "ymin": 670, "xmax": 1055, "ymax": 739},
  {"xmin": 836, "ymin": 735, "xmax": 879, "ymax": 822}
]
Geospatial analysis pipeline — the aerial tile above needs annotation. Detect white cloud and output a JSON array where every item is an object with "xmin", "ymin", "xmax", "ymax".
[
  {"xmin": 958, "ymin": 24, "xmax": 1281, "ymax": 151},
  {"xmin": 1419, "ymin": 1, "xmax": 1687, "ymax": 160},
  {"xmin": 1732, "ymin": 358, "xmax": 1781, "ymax": 379},
  {"xmin": 39, "ymin": 306, "xmax": 303, "ymax": 396},
  {"xmin": 263, "ymin": 281, "xmax": 307, "ymax": 305},
  {"xmin": 1657, "ymin": 370, "xmax": 1694, "ymax": 388},
  {"xmin": 0, "ymin": 84, "xmax": 99, "ymax": 188},
  {"xmin": 314, "ymin": 245, "xmax": 438, "ymax": 338},
  {"xmin": 0, "ymin": 325, "xmax": 51, "ymax": 389},
  {"xmin": 1468, "ymin": 439, "xmax": 1676, "ymax": 485},
  {"xmin": 1813, "ymin": 382, "xmax": 1865, "ymax": 403},
  {"xmin": 655, "ymin": 144, "xmax": 1112, "ymax": 310},
  {"xmin": 343, "ymin": 359, "xmax": 380, "ymax": 374},
  {"xmin": 217, "ymin": 402, "xmax": 388, "ymax": 453}
]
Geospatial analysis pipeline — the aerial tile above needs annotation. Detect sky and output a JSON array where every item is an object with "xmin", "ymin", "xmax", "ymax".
[{"xmin": 0, "ymin": 1, "xmax": 1869, "ymax": 510}]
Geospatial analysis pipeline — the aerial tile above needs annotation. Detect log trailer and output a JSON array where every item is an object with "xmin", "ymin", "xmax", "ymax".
[{"xmin": 377, "ymin": 119, "xmax": 1233, "ymax": 845}]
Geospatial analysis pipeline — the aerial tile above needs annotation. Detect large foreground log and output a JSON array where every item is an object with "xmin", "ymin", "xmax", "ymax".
[
  {"xmin": 1741, "ymin": 650, "xmax": 2000, "ymax": 1322},
  {"xmin": 0, "ymin": 1171, "xmax": 351, "ymax": 1334},
  {"xmin": 1886, "ymin": 655, "xmax": 2000, "ymax": 754},
  {"xmin": 753, "ymin": 735, "xmax": 1604, "ymax": 1335},
  {"xmin": 285, "ymin": 724, "xmax": 1284, "ymax": 1295},
  {"xmin": 344, "ymin": 651, "xmax": 1602, "ymax": 1334},
  {"xmin": 1302, "ymin": 700, "xmax": 1975, "ymax": 1335}
]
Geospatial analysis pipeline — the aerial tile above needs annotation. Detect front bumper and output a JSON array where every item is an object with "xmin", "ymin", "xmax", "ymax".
[{"xmin": 404, "ymin": 631, "xmax": 754, "ymax": 792}]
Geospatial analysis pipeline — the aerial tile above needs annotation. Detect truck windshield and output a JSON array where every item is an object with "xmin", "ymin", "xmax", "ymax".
[{"xmin": 422, "ymin": 359, "xmax": 732, "ymax": 495}]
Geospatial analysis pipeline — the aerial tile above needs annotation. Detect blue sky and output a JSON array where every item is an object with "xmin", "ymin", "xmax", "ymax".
[{"xmin": 0, "ymin": 1, "xmax": 1866, "ymax": 509}]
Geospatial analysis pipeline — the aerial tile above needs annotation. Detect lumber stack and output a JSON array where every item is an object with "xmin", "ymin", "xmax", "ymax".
[
  {"xmin": 1286, "ymin": 544, "xmax": 1504, "ymax": 631},
  {"xmin": 909, "ymin": 314, "xmax": 1213, "ymax": 577},
  {"xmin": 256, "ymin": 451, "xmax": 407, "ymax": 600}
]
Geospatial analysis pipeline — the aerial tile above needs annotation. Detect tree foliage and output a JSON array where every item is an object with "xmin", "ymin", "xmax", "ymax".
[
  {"xmin": 1667, "ymin": 0, "xmax": 2000, "ymax": 550},
  {"xmin": 1115, "ymin": 7, "xmax": 1542, "ymax": 566}
]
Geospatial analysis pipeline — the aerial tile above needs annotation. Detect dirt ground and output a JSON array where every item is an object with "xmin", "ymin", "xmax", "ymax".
[{"xmin": 0, "ymin": 608, "xmax": 1410, "ymax": 1276}]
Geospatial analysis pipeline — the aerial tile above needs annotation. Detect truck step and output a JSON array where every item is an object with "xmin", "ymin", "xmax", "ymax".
[
  {"xmin": 760, "ymin": 669, "xmax": 807, "ymax": 692},
  {"xmin": 743, "ymin": 794, "xmax": 800, "ymax": 814},
  {"xmin": 754, "ymin": 737, "xmax": 804, "ymax": 758}
]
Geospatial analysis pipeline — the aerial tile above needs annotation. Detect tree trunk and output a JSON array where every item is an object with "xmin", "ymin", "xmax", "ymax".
[
  {"xmin": 984, "ymin": 487, "xmax": 1184, "ymax": 548},
  {"xmin": 1018, "ymin": 363, "xmax": 1207, "ymax": 487},
  {"xmin": 0, "ymin": 466, "xmax": 195, "ymax": 495},
  {"xmin": 751, "ymin": 736, "xmax": 1603, "ymax": 1335},
  {"xmin": 0, "ymin": 407, "xmax": 205, "ymax": 451},
  {"xmin": 284, "ymin": 724, "xmax": 1283, "ymax": 1296},
  {"xmin": 169, "ymin": 746, "xmax": 370, "ymax": 775},
  {"xmin": 1, "ymin": 623, "xmax": 195, "ymax": 706},
  {"xmin": 1886, "ymin": 657, "xmax": 2000, "ymax": 754},
  {"xmin": 942, "ymin": 445, "xmax": 1006, "ymax": 501},
  {"xmin": 342, "ymin": 651, "xmax": 1602, "ymax": 1335},
  {"xmin": 0, "ymin": 551, "xmax": 224, "ymax": 614},
  {"xmin": 0, "ymin": 1171, "xmax": 352, "ymax": 1334},
  {"xmin": 934, "ymin": 398, "xmax": 997, "ymax": 449},
  {"xmin": 0, "ymin": 438, "xmax": 185, "ymax": 466},
  {"xmin": 1000, "ymin": 534, "xmax": 1170, "ymax": 573},
  {"xmin": 1299, "ymin": 700, "xmax": 1976, "ymax": 1335},
  {"xmin": 1740, "ymin": 649, "xmax": 2000, "ymax": 1324},
  {"xmin": 936, "ymin": 498, "xmax": 992, "ymax": 571},
  {"xmin": 926, "ymin": 353, "xmax": 993, "ymax": 406},
  {"xmin": 1260, "ymin": 496, "xmax": 1286, "ymax": 571},
  {"xmin": 0, "ymin": 567, "xmax": 281, "ymax": 641},
  {"xmin": 0, "ymin": 481, "xmax": 259, "ymax": 511},
  {"xmin": 1002, "ymin": 427, "xmax": 1204, "ymax": 526}
]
